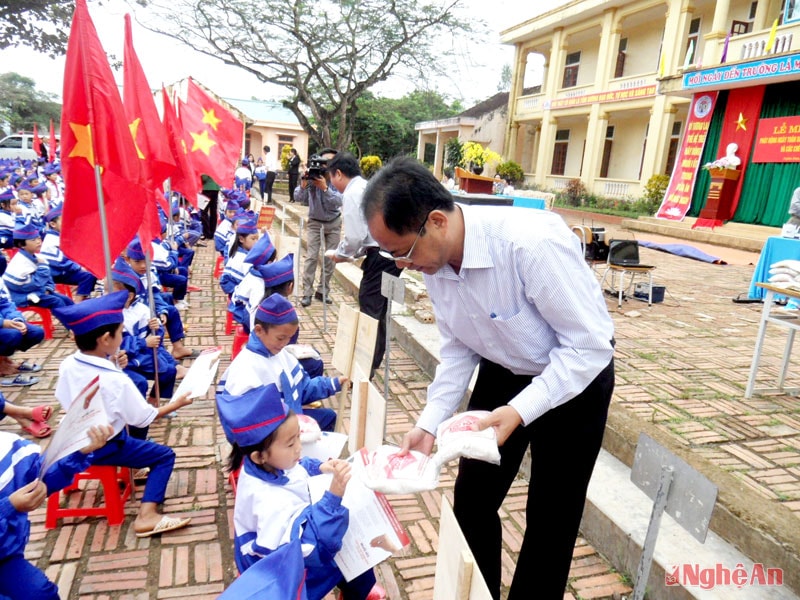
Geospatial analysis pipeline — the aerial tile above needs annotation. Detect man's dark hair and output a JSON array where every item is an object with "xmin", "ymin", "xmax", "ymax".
[
  {"xmin": 318, "ymin": 147, "xmax": 338, "ymax": 157},
  {"xmin": 362, "ymin": 157, "xmax": 454, "ymax": 235},
  {"xmin": 263, "ymin": 145, "xmax": 270, "ymax": 153},
  {"xmin": 74, "ymin": 322, "xmax": 123, "ymax": 352},
  {"xmin": 326, "ymin": 152, "xmax": 361, "ymax": 179}
]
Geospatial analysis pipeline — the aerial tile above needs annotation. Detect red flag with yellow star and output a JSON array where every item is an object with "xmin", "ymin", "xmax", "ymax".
[
  {"xmin": 161, "ymin": 87, "xmax": 201, "ymax": 204},
  {"xmin": 32, "ymin": 124, "xmax": 42, "ymax": 160},
  {"xmin": 60, "ymin": 0, "xmax": 149, "ymax": 278},
  {"xmin": 179, "ymin": 78, "xmax": 243, "ymax": 187},
  {"xmin": 123, "ymin": 13, "xmax": 175, "ymax": 248}
]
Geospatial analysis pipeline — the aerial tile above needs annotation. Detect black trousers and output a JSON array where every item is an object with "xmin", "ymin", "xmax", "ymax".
[
  {"xmin": 454, "ymin": 356, "xmax": 614, "ymax": 600},
  {"xmin": 264, "ymin": 171, "xmax": 277, "ymax": 203},
  {"xmin": 358, "ymin": 250, "xmax": 402, "ymax": 374},
  {"xmin": 200, "ymin": 190, "xmax": 219, "ymax": 238},
  {"xmin": 288, "ymin": 172, "xmax": 299, "ymax": 200}
]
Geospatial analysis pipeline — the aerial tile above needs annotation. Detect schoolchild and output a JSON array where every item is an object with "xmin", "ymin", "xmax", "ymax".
[
  {"xmin": 39, "ymin": 207, "xmax": 97, "ymax": 302},
  {"xmin": 14, "ymin": 183, "xmax": 43, "ymax": 230},
  {"xmin": 229, "ymin": 233, "xmax": 277, "ymax": 332},
  {"xmin": 234, "ymin": 158, "xmax": 253, "ymax": 192},
  {"xmin": 0, "ymin": 277, "xmax": 44, "ymax": 383},
  {"xmin": 221, "ymin": 293, "xmax": 340, "ymax": 432},
  {"xmin": 125, "ymin": 238, "xmax": 197, "ymax": 361},
  {"xmin": 42, "ymin": 163, "xmax": 63, "ymax": 208},
  {"xmin": 217, "ymin": 383, "xmax": 384, "ymax": 600},
  {"xmin": 0, "ymin": 393, "xmax": 51, "ymax": 437},
  {"xmin": 258, "ymin": 253, "xmax": 324, "ymax": 378},
  {"xmin": 3, "ymin": 221, "xmax": 73, "ymax": 309},
  {"xmin": 220, "ymin": 218, "xmax": 261, "ymax": 296},
  {"xmin": 214, "ymin": 202, "xmax": 241, "ymax": 255},
  {"xmin": 52, "ymin": 291, "xmax": 193, "ymax": 537},
  {"xmin": 0, "ymin": 423, "xmax": 113, "ymax": 599},
  {"xmin": 169, "ymin": 204, "xmax": 196, "ymax": 267},
  {"xmin": 151, "ymin": 232, "xmax": 189, "ymax": 310},
  {"xmin": 0, "ymin": 189, "xmax": 19, "ymax": 250}
]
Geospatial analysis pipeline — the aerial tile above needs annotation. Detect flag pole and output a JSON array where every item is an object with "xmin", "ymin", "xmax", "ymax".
[
  {"xmin": 144, "ymin": 250, "xmax": 161, "ymax": 405},
  {"xmin": 93, "ymin": 165, "xmax": 114, "ymax": 291}
]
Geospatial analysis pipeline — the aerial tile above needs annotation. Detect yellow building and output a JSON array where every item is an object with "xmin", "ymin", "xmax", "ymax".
[{"xmin": 502, "ymin": 0, "xmax": 800, "ymax": 221}]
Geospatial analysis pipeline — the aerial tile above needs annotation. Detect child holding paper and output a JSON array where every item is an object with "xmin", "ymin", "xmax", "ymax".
[
  {"xmin": 220, "ymin": 293, "xmax": 341, "ymax": 432},
  {"xmin": 52, "ymin": 291, "xmax": 193, "ymax": 538},
  {"xmin": 0, "ymin": 424, "xmax": 113, "ymax": 599},
  {"xmin": 217, "ymin": 383, "xmax": 384, "ymax": 600}
]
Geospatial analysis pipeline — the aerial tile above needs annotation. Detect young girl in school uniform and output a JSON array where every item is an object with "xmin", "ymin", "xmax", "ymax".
[
  {"xmin": 229, "ymin": 233, "xmax": 277, "ymax": 332},
  {"xmin": 220, "ymin": 218, "xmax": 262, "ymax": 296},
  {"xmin": 217, "ymin": 383, "xmax": 385, "ymax": 600}
]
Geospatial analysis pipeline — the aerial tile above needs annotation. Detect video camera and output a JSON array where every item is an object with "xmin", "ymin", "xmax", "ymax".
[{"xmin": 302, "ymin": 154, "xmax": 328, "ymax": 180}]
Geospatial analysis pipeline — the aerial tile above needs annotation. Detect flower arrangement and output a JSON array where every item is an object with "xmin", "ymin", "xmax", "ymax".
[{"xmin": 460, "ymin": 141, "xmax": 502, "ymax": 168}]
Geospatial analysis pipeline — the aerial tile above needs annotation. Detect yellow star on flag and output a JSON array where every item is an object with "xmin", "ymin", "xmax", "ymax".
[
  {"xmin": 201, "ymin": 107, "xmax": 222, "ymax": 131},
  {"xmin": 735, "ymin": 112, "xmax": 748, "ymax": 131},
  {"xmin": 129, "ymin": 118, "xmax": 145, "ymax": 159},
  {"xmin": 68, "ymin": 122, "xmax": 95, "ymax": 166},
  {"xmin": 190, "ymin": 129, "xmax": 217, "ymax": 156}
]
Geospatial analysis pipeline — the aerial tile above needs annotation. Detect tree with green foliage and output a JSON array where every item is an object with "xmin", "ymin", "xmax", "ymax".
[
  {"xmin": 444, "ymin": 137, "xmax": 463, "ymax": 172},
  {"xmin": 0, "ymin": 72, "xmax": 61, "ymax": 136},
  {"xmin": 346, "ymin": 90, "xmax": 462, "ymax": 159},
  {"xmin": 137, "ymin": 0, "xmax": 480, "ymax": 151},
  {"xmin": 0, "ymin": 0, "xmax": 74, "ymax": 57}
]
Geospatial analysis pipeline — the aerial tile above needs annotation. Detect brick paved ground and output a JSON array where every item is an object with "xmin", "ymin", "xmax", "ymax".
[{"xmin": 3, "ymin": 227, "xmax": 632, "ymax": 599}]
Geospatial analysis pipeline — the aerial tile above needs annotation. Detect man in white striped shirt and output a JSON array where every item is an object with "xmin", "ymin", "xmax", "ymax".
[{"xmin": 363, "ymin": 157, "xmax": 615, "ymax": 600}]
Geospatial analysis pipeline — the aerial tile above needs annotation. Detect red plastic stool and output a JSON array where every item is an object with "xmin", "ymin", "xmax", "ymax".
[
  {"xmin": 213, "ymin": 255, "xmax": 224, "ymax": 278},
  {"xmin": 22, "ymin": 306, "xmax": 55, "ymax": 339},
  {"xmin": 55, "ymin": 283, "xmax": 74, "ymax": 299},
  {"xmin": 45, "ymin": 465, "xmax": 134, "ymax": 528},
  {"xmin": 231, "ymin": 325, "xmax": 248, "ymax": 359},
  {"xmin": 225, "ymin": 310, "xmax": 235, "ymax": 335},
  {"xmin": 228, "ymin": 465, "xmax": 242, "ymax": 497}
]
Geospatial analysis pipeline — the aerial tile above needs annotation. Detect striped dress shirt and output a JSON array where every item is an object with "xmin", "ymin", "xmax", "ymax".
[{"xmin": 418, "ymin": 204, "xmax": 614, "ymax": 433}]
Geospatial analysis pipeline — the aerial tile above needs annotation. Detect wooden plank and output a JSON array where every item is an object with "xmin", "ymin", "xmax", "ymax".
[
  {"xmin": 347, "ymin": 365, "xmax": 369, "ymax": 454},
  {"xmin": 433, "ymin": 498, "xmax": 493, "ymax": 600},
  {"xmin": 332, "ymin": 304, "xmax": 359, "ymax": 377},
  {"xmin": 363, "ymin": 379, "xmax": 386, "ymax": 452},
  {"xmin": 353, "ymin": 312, "xmax": 379, "ymax": 378}
]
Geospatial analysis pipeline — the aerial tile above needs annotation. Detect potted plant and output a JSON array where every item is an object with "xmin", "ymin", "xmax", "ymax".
[{"xmin": 460, "ymin": 141, "xmax": 502, "ymax": 175}]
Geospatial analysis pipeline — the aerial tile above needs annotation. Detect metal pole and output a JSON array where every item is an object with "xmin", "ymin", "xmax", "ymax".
[
  {"xmin": 93, "ymin": 165, "xmax": 114, "ymax": 292},
  {"xmin": 384, "ymin": 296, "xmax": 391, "ymax": 410},
  {"xmin": 143, "ymin": 251, "xmax": 160, "ymax": 405},
  {"xmin": 320, "ymin": 223, "xmax": 327, "ymax": 332},
  {"xmin": 632, "ymin": 465, "xmax": 674, "ymax": 600},
  {"xmin": 297, "ymin": 217, "xmax": 304, "ymax": 302}
]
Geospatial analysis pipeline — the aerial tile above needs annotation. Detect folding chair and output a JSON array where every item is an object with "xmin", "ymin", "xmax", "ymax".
[{"xmin": 600, "ymin": 240, "xmax": 656, "ymax": 308}]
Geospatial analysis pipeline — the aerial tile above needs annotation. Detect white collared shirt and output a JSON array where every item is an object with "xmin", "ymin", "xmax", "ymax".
[
  {"xmin": 335, "ymin": 175, "xmax": 375, "ymax": 258},
  {"xmin": 418, "ymin": 204, "xmax": 614, "ymax": 432}
]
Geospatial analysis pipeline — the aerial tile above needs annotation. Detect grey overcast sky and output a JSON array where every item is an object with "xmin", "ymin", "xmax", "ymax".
[{"xmin": 0, "ymin": 0, "xmax": 569, "ymax": 106}]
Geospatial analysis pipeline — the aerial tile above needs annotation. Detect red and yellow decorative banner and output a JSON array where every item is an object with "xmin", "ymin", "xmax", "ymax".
[
  {"xmin": 656, "ymin": 93, "xmax": 718, "ymax": 221},
  {"xmin": 752, "ymin": 116, "xmax": 800, "ymax": 163},
  {"xmin": 547, "ymin": 85, "xmax": 656, "ymax": 110}
]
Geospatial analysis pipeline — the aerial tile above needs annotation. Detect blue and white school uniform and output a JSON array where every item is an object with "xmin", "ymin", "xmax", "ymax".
[
  {"xmin": 220, "ymin": 247, "xmax": 248, "ymax": 296},
  {"xmin": 214, "ymin": 218, "xmax": 234, "ymax": 255},
  {"xmin": 120, "ymin": 298, "xmax": 177, "ymax": 399},
  {"xmin": 3, "ymin": 249, "xmax": 71, "ymax": 309},
  {"xmin": 221, "ymin": 332, "xmax": 338, "ymax": 431},
  {"xmin": 0, "ymin": 210, "xmax": 15, "ymax": 249},
  {"xmin": 229, "ymin": 268, "xmax": 264, "ymax": 331},
  {"xmin": 55, "ymin": 352, "xmax": 175, "ymax": 505},
  {"xmin": 40, "ymin": 228, "xmax": 97, "ymax": 296},
  {"xmin": 0, "ymin": 428, "xmax": 93, "ymax": 599},
  {"xmin": 0, "ymin": 279, "xmax": 44, "ymax": 357}
]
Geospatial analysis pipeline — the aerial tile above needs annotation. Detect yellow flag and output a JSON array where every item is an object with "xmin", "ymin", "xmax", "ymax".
[
  {"xmin": 765, "ymin": 18, "xmax": 778, "ymax": 52},
  {"xmin": 658, "ymin": 50, "xmax": 666, "ymax": 77}
]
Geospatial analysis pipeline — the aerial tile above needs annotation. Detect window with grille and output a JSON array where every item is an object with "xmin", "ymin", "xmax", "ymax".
[
  {"xmin": 551, "ymin": 129, "xmax": 570, "ymax": 175},
  {"xmin": 562, "ymin": 52, "xmax": 581, "ymax": 88}
]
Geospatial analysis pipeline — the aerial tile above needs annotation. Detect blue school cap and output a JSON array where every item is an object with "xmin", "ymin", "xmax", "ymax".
[
  {"xmin": 257, "ymin": 253, "xmax": 294, "ymax": 287},
  {"xmin": 255, "ymin": 293, "xmax": 297, "ymax": 326},
  {"xmin": 13, "ymin": 221, "xmax": 39, "ymax": 240},
  {"xmin": 126, "ymin": 238, "xmax": 146, "ymax": 261},
  {"xmin": 0, "ymin": 190, "xmax": 14, "ymax": 203},
  {"xmin": 111, "ymin": 257, "xmax": 144, "ymax": 295},
  {"xmin": 216, "ymin": 383, "xmax": 288, "ymax": 446},
  {"xmin": 244, "ymin": 233, "xmax": 275, "ymax": 267},
  {"xmin": 45, "ymin": 207, "xmax": 62, "ymax": 223},
  {"xmin": 53, "ymin": 290, "xmax": 128, "ymax": 336},
  {"xmin": 235, "ymin": 218, "xmax": 258, "ymax": 236},
  {"xmin": 43, "ymin": 163, "xmax": 60, "ymax": 176}
]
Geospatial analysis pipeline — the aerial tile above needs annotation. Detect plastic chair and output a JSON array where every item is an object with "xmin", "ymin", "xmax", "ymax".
[
  {"xmin": 22, "ymin": 306, "xmax": 55, "ymax": 339},
  {"xmin": 231, "ymin": 325, "xmax": 248, "ymax": 359},
  {"xmin": 45, "ymin": 465, "xmax": 134, "ymax": 528},
  {"xmin": 213, "ymin": 255, "xmax": 224, "ymax": 278},
  {"xmin": 55, "ymin": 283, "xmax": 74, "ymax": 300},
  {"xmin": 228, "ymin": 465, "xmax": 242, "ymax": 497},
  {"xmin": 225, "ymin": 310, "xmax": 235, "ymax": 335}
]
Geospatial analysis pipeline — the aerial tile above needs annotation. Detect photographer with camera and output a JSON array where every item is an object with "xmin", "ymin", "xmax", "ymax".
[{"xmin": 293, "ymin": 149, "xmax": 342, "ymax": 307}]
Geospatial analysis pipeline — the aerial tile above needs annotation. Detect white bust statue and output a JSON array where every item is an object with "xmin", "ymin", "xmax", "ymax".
[{"xmin": 708, "ymin": 143, "xmax": 741, "ymax": 169}]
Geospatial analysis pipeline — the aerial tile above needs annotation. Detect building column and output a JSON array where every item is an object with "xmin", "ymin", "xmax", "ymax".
[
  {"xmin": 702, "ymin": 0, "xmax": 731, "ymax": 65},
  {"xmin": 596, "ymin": 9, "xmax": 620, "ymax": 89},
  {"xmin": 582, "ymin": 105, "xmax": 608, "ymax": 193},
  {"xmin": 507, "ymin": 122, "xmax": 521, "ymax": 163},
  {"xmin": 753, "ymin": 0, "xmax": 771, "ymax": 31},
  {"xmin": 505, "ymin": 45, "xmax": 528, "ymax": 158},
  {"xmin": 433, "ymin": 132, "xmax": 444, "ymax": 179},
  {"xmin": 545, "ymin": 29, "xmax": 567, "ymax": 96},
  {"xmin": 641, "ymin": 97, "xmax": 677, "ymax": 185},
  {"xmin": 534, "ymin": 117, "xmax": 558, "ymax": 187},
  {"xmin": 662, "ymin": 0, "xmax": 694, "ymax": 77},
  {"xmin": 416, "ymin": 131, "xmax": 426, "ymax": 163}
]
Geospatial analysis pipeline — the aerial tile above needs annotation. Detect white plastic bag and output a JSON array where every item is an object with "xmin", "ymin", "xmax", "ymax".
[
  {"xmin": 297, "ymin": 413, "xmax": 322, "ymax": 444},
  {"xmin": 434, "ymin": 410, "xmax": 501, "ymax": 467},
  {"xmin": 361, "ymin": 445, "xmax": 440, "ymax": 494}
]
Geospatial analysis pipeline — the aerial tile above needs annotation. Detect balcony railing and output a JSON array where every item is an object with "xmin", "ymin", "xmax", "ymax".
[{"xmin": 724, "ymin": 23, "xmax": 800, "ymax": 64}]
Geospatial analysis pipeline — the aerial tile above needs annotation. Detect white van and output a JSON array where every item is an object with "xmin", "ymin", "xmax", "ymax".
[{"xmin": 0, "ymin": 134, "xmax": 42, "ymax": 160}]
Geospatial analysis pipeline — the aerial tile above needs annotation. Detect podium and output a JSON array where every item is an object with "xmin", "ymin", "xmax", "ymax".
[
  {"xmin": 693, "ymin": 167, "xmax": 740, "ymax": 229},
  {"xmin": 455, "ymin": 166, "xmax": 495, "ymax": 194}
]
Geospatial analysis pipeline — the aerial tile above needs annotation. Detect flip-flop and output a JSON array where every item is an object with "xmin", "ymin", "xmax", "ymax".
[
  {"xmin": 17, "ymin": 360, "xmax": 42, "ymax": 373},
  {"xmin": 31, "ymin": 405, "xmax": 52, "ymax": 422},
  {"xmin": 135, "ymin": 515, "xmax": 191, "ymax": 538},
  {"xmin": 187, "ymin": 285, "xmax": 202, "ymax": 293},
  {"xmin": 175, "ymin": 349, "xmax": 200, "ymax": 361},
  {"xmin": 22, "ymin": 420, "xmax": 52, "ymax": 438},
  {"xmin": 0, "ymin": 375, "xmax": 39, "ymax": 387}
]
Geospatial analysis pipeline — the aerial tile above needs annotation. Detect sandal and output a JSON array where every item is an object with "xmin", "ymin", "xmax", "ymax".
[
  {"xmin": 135, "ymin": 515, "xmax": 191, "ymax": 538},
  {"xmin": 17, "ymin": 360, "xmax": 42, "ymax": 373},
  {"xmin": 22, "ymin": 420, "xmax": 52, "ymax": 438},
  {"xmin": 0, "ymin": 374, "xmax": 39, "ymax": 387},
  {"xmin": 31, "ymin": 405, "xmax": 52, "ymax": 422}
]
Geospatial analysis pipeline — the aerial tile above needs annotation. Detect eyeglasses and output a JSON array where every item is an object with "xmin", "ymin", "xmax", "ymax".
[{"xmin": 378, "ymin": 207, "xmax": 436, "ymax": 263}]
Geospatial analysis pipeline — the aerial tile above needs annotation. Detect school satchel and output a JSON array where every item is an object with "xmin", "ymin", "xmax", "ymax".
[{"xmin": 218, "ymin": 537, "xmax": 308, "ymax": 600}]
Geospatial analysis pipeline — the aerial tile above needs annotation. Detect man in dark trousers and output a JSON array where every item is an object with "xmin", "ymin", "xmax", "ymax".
[
  {"xmin": 327, "ymin": 152, "xmax": 402, "ymax": 376},
  {"xmin": 362, "ymin": 157, "xmax": 615, "ymax": 600}
]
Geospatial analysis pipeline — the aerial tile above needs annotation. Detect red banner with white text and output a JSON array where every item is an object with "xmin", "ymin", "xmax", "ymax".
[
  {"xmin": 656, "ymin": 93, "xmax": 718, "ymax": 221},
  {"xmin": 752, "ymin": 116, "xmax": 800, "ymax": 163}
]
